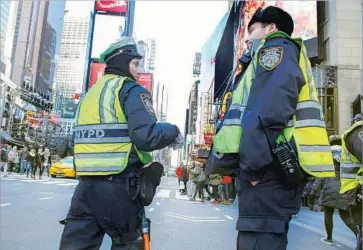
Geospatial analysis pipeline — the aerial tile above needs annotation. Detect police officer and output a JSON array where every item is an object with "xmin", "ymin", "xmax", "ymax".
[
  {"xmin": 340, "ymin": 114, "xmax": 362, "ymax": 250},
  {"xmin": 59, "ymin": 37, "xmax": 184, "ymax": 250},
  {"xmin": 209, "ymin": 7, "xmax": 335, "ymax": 249}
]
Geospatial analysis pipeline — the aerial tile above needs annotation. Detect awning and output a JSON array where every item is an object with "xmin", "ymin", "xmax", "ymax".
[{"xmin": 0, "ymin": 131, "xmax": 24, "ymax": 146}]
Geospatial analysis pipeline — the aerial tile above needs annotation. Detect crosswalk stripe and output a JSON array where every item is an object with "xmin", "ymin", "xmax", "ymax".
[
  {"xmin": 40, "ymin": 181, "xmax": 67, "ymax": 185},
  {"xmin": 57, "ymin": 183, "xmax": 78, "ymax": 186},
  {"xmin": 155, "ymin": 189, "xmax": 171, "ymax": 199}
]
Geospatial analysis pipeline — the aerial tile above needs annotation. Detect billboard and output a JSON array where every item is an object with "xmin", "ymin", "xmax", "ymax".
[
  {"xmin": 95, "ymin": 0, "xmax": 128, "ymax": 15},
  {"xmin": 234, "ymin": 1, "xmax": 317, "ymax": 66},
  {"xmin": 91, "ymin": 14, "xmax": 126, "ymax": 58},
  {"xmin": 88, "ymin": 61, "xmax": 106, "ymax": 89},
  {"xmin": 200, "ymin": 13, "xmax": 229, "ymax": 94},
  {"xmin": 61, "ymin": 98, "xmax": 78, "ymax": 118},
  {"xmin": 137, "ymin": 73, "xmax": 153, "ymax": 93}
]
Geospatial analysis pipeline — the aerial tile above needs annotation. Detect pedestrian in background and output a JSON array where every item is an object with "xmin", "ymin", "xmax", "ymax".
[
  {"xmin": 28, "ymin": 149, "xmax": 37, "ymax": 179},
  {"xmin": 43, "ymin": 148, "xmax": 51, "ymax": 178},
  {"xmin": 7, "ymin": 146, "xmax": 17, "ymax": 174},
  {"xmin": 314, "ymin": 144, "xmax": 359, "ymax": 245},
  {"xmin": 19, "ymin": 146, "xmax": 29, "ymax": 175},
  {"xmin": 182, "ymin": 164, "xmax": 189, "ymax": 195},
  {"xmin": 210, "ymin": 174, "xmax": 222, "ymax": 204},
  {"xmin": 37, "ymin": 148, "xmax": 44, "ymax": 179},
  {"xmin": 1, "ymin": 144, "xmax": 9, "ymax": 177}
]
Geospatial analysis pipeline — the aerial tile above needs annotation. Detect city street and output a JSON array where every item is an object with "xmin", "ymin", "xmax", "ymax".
[{"xmin": 0, "ymin": 175, "xmax": 357, "ymax": 250}]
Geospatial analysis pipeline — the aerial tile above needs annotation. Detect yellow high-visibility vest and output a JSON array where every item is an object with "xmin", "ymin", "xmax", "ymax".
[{"xmin": 74, "ymin": 74, "xmax": 152, "ymax": 176}]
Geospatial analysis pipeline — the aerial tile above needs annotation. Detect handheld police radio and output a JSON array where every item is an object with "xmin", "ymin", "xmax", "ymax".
[{"xmin": 258, "ymin": 117, "xmax": 305, "ymax": 188}]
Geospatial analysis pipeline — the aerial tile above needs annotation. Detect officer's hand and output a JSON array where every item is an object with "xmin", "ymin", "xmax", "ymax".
[
  {"xmin": 169, "ymin": 133, "xmax": 184, "ymax": 150},
  {"xmin": 250, "ymin": 181, "xmax": 259, "ymax": 186}
]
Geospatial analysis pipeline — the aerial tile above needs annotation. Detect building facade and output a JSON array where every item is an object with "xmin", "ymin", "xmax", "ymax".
[
  {"xmin": 11, "ymin": 0, "xmax": 65, "ymax": 96},
  {"xmin": 315, "ymin": 0, "xmax": 362, "ymax": 133}
]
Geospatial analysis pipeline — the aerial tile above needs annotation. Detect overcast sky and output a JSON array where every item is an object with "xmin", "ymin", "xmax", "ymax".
[{"xmin": 134, "ymin": 1, "xmax": 227, "ymax": 164}]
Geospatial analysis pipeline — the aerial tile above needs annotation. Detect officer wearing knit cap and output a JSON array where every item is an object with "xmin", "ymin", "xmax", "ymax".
[
  {"xmin": 214, "ymin": 6, "xmax": 335, "ymax": 250},
  {"xmin": 59, "ymin": 37, "xmax": 184, "ymax": 249}
]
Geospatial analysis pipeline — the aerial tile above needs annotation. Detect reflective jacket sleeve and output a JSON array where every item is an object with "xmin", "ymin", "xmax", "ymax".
[
  {"xmin": 346, "ymin": 125, "xmax": 363, "ymax": 163},
  {"xmin": 119, "ymin": 82, "xmax": 179, "ymax": 152},
  {"xmin": 239, "ymin": 38, "xmax": 305, "ymax": 181}
]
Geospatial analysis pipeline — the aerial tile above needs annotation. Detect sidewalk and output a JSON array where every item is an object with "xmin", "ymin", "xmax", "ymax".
[{"xmin": 292, "ymin": 207, "xmax": 357, "ymax": 249}]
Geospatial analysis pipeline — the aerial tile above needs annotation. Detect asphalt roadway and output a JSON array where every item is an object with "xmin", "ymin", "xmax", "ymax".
[{"xmin": 0, "ymin": 174, "xmax": 357, "ymax": 250}]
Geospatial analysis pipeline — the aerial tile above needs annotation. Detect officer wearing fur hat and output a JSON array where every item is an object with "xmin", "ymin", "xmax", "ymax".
[
  {"xmin": 59, "ymin": 37, "xmax": 184, "ymax": 249},
  {"xmin": 208, "ymin": 6, "xmax": 335, "ymax": 249}
]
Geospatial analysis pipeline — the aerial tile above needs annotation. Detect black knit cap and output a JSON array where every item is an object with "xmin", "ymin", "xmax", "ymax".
[{"xmin": 248, "ymin": 6, "xmax": 294, "ymax": 36}]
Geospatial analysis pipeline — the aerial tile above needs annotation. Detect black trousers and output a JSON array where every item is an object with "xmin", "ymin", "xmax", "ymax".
[
  {"xmin": 236, "ymin": 170, "xmax": 304, "ymax": 250},
  {"xmin": 59, "ymin": 176, "xmax": 144, "ymax": 250},
  {"xmin": 237, "ymin": 227, "xmax": 289, "ymax": 250}
]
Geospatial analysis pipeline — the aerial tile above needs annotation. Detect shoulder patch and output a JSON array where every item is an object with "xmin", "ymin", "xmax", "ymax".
[
  {"xmin": 258, "ymin": 46, "xmax": 283, "ymax": 71},
  {"xmin": 140, "ymin": 93, "xmax": 155, "ymax": 116}
]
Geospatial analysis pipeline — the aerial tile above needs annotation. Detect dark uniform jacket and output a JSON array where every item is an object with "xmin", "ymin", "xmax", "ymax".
[
  {"xmin": 236, "ymin": 37, "xmax": 306, "ymax": 234},
  {"xmin": 238, "ymin": 37, "xmax": 305, "ymax": 182},
  {"xmin": 118, "ymin": 81, "xmax": 179, "ymax": 172}
]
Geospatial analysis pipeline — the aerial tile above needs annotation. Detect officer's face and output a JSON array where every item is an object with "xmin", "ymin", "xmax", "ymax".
[
  {"xmin": 248, "ymin": 22, "xmax": 277, "ymax": 41},
  {"xmin": 129, "ymin": 58, "xmax": 140, "ymax": 79}
]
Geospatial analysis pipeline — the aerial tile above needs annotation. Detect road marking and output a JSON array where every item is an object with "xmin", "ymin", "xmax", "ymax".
[
  {"xmin": 155, "ymin": 189, "xmax": 171, "ymax": 199},
  {"xmin": 225, "ymin": 215, "xmax": 233, "ymax": 220},
  {"xmin": 20, "ymin": 179, "xmax": 40, "ymax": 182},
  {"xmin": 148, "ymin": 208, "xmax": 155, "ymax": 212},
  {"xmin": 156, "ymin": 202, "xmax": 160, "ymax": 206},
  {"xmin": 0, "ymin": 203, "xmax": 12, "ymax": 207},
  {"xmin": 12, "ymin": 183, "xmax": 23, "ymax": 186},
  {"xmin": 41, "ymin": 181, "xmax": 67, "ymax": 185},
  {"xmin": 175, "ymin": 191, "xmax": 189, "ymax": 200},
  {"xmin": 166, "ymin": 212, "xmax": 219, "ymax": 220},
  {"xmin": 39, "ymin": 197, "xmax": 54, "ymax": 200},
  {"xmin": 165, "ymin": 212, "xmax": 225, "ymax": 222},
  {"xmin": 215, "ymin": 208, "xmax": 220, "ymax": 211},
  {"xmin": 57, "ymin": 183, "xmax": 78, "ymax": 186}
]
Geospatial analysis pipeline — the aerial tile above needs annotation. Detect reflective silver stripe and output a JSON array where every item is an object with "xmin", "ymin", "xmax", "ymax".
[
  {"xmin": 224, "ymin": 119, "xmax": 242, "ymax": 126},
  {"xmin": 299, "ymin": 145, "xmax": 331, "ymax": 152},
  {"xmin": 304, "ymin": 164, "xmax": 334, "ymax": 172},
  {"xmin": 75, "ymin": 152, "xmax": 127, "ymax": 159},
  {"xmin": 99, "ymin": 78, "xmax": 118, "ymax": 123},
  {"xmin": 295, "ymin": 119, "xmax": 326, "ymax": 128},
  {"xmin": 296, "ymin": 101, "xmax": 321, "ymax": 110},
  {"xmin": 74, "ymin": 124, "xmax": 128, "ymax": 132},
  {"xmin": 302, "ymin": 48, "xmax": 314, "ymax": 100},
  {"xmin": 341, "ymin": 173, "xmax": 358, "ymax": 179},
  {"xmin": 357, "ymin": 176, "xmax": 363, "ymax": 181},
  {"xmin": 340, "ymin": 163, "xmax": 362, "ymax": 174},
  {"xmin": 76, "ymin": 166, "xmax": 124, "ymax": 172},
  {"xmin": 223, "ymin": 104, "xmax": 245, "ymax": 126},
  {"xmin": 287, "ymin": 120, "xmax": 294, "ymax": 127},
  {"xmin": 109, "ymin": 79, "xmax": 120, "ymax": 123},
  {"xmin": 230, "ymin": 104, "xmax": 245, "ymax": 112},
  {"xmin": 74, "ymin": 137, "xmax": 130, "ymax": 144}
]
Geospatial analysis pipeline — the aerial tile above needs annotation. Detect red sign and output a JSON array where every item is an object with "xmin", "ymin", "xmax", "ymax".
[
  {"xmin": 204, "ymin": 133, "xmax": 214, "ymax": 146},
  {"xmin": 137, "ymin": 73, "xmax": 153, "ymax": 93},
  {"xmin": 95, "ymin": 0, "xmax": 128, "ymax": 15},
  {"xmin": 89, "ymin": 62, "xmax": 106, "ymax": 89}
]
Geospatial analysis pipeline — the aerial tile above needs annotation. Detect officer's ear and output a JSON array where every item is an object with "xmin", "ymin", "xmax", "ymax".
[{"xmin": 267, "ymin": 23, "xmax": 278, "ymax": 33}]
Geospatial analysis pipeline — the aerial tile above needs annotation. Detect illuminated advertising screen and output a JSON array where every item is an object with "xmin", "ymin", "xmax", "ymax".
[
  {"xmin": 89, "ymin": 61, "xmax": 106, "ymax": 89},
  {"xmin": 234, "ymin": 0, "xmax": 317, "ymax": 65},
  {"xmin": 91, "ymin": 14, "xmax": 126, "ymax": 59},
  {"xmin": 137, "ymin": 73, "xmax": 153, "ymax": 93},
  {"xmin": 96, "ymin": 0, "xmax": 128, "ymax": 15}
]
